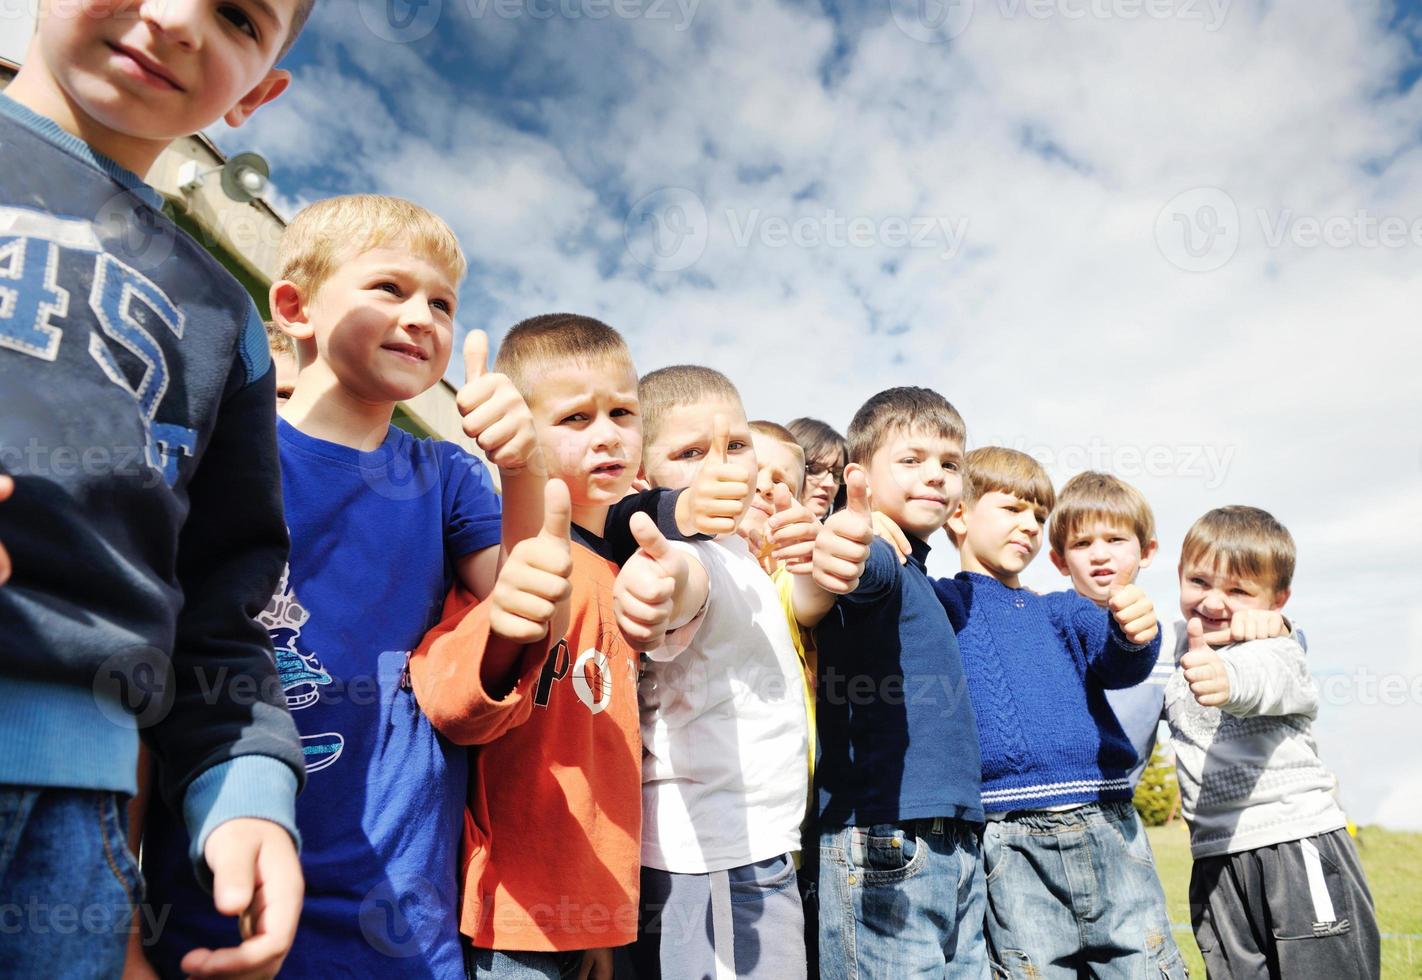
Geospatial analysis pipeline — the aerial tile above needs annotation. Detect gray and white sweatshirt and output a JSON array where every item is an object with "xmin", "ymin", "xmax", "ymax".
[{"xmin": 1163, "ymin": 621, "xmax": 1346, "ymax": 859}]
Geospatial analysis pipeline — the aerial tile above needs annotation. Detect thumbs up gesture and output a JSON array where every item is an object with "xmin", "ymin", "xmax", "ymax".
[
  {"xmin": 680, "ymin": 415, "xmax": 754, "ymax": 536},
  {"xmin": 614, "ymin": 513, "xmax": 690, "ymax": 652},
  {"xmin": 487, "ymin": 479, "xmax": 574, "ymax": 644},
  {"xmin": 0, "ymin": 474, "xmax": 12, "ymax": 586},
  {"xmin": 456, "ymin": 330, "xmax": 539, "ymax": 472},
  {"xmin": 811, "ymin": 469, "xmax": 874, "ymax": 595},
  {"xmin": 1181, "ymin": 617, "xmax": 1231, "ymax": 707},
  {"xmin": 767, "ymin": 483, "xmax": 820, "ymax": 574},
  {"xmin": 1107, "ymin": 581, "xmax": 1158, "ymax": 646}
]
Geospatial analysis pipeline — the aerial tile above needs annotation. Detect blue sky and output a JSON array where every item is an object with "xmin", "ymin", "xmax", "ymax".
[{"xmin": 212, "ymin": 0, "xmax": 1422, "ymax": 828}]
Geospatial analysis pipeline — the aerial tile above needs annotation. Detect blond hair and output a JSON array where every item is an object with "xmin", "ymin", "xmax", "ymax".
[
  {"xmin": 750, "ymin": 420, "xmax": 807, "ymax": 496},
  {"xmin": 1049, "ymin": 471, "xmax": 1156, "ymax": 556},
  {"xmin": 278, "ymin": 194, "xmax": 466, "ymax": 300},
  {"xmin": 846, "ymin": 387, "xmax": 966, "ymax": 466},
  {"xmin": 947, "ymin": 447, "xmax": 1055, "ymax": 547},
  {"xmin": 492, "ymin": 313, "xmax": 632, "ymax": 398},
  {"xmin": 1180, "ymin": 506, "xmax": 1295, "ymax": 593},
  {"xmin": 637, "ymin": 365, "xmax": 742, "ymax": 446},
  {"xmin": 264, "ymin": 319, "xmax": 294, "ymax": 358}
]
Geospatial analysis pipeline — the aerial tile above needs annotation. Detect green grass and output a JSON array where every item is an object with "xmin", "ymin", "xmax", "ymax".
[{"xmin": 1146, "ymin": 821, "xmax": 1422, "ymax": 978}]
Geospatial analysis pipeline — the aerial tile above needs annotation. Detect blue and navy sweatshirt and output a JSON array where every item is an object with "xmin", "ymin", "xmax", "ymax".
[
  {"xmin": 0, "ymin": 95, "xmax": 304, "ymax": 869},
  {"xmin": 933, "ymin": 573, "xmax": 1159, "ymax": 812},
  {"xmin": 815, "ymin": 536, "xmax": 983, "ymax": 829}
]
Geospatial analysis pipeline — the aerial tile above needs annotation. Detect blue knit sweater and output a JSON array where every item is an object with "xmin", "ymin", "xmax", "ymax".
[{"xmin": 932, "ymin": 573, "xmax": 1159, "ymax": 812}]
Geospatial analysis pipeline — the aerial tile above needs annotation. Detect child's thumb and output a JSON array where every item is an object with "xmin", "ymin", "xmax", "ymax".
[
  {"xmin": 463, "ymin": 329, "xmax": 488, "ymax": 384},
  {"xmin": 708, "ymin": 414, "xmax": 730, "ymax": 462},
  {"xmin": 772, "ymin": 482, "xmax": 794, "ymax": 513},
  {"xmin": 540, "ymin": 478, "xmax": 572, "ymax": 542},
  {"xmin": 1187, "ymin": 616, "xmax": 1207, "ymax": 651},
  {"xmin": 630, "ymin": 511, "xmax": 671, "ymax": 561},
  {"xmin": 845, "ymin": 469, "xmax": 871, "ymax": 516}
]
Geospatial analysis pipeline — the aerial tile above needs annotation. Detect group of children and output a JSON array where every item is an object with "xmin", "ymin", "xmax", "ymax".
[{"xmin": 0, "ymin": 2, "xmax": 1380, "ymax": 978}]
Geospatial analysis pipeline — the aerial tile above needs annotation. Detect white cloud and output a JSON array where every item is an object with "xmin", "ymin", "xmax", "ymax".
[{"xmin": 216, "ymin": 0, "xmax": 1422, "ymax": 826}]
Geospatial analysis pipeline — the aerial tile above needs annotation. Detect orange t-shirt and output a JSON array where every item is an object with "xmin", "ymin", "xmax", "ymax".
[{"xmin": 410, "ymin": 540, "xmax": 642, "ymax": 951}]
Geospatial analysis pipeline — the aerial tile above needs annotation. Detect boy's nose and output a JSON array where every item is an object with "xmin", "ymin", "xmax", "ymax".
[{"xmin": 140, "ymin": 0, "xmax": 203, "ymax": 49}]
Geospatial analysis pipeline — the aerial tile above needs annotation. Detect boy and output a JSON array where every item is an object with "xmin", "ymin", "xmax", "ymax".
[
  {"xmin": 794, "ymin": 386, "xmax": 987, "ymax": 979},
  {"xmin": 1168, "ymin": 506, "xmax": 1379, "ymax": 979},
  {"xmin": 631, "ymin": 367, "xmax": 811, "ymax": 979},
  {"xmin": 935, "ymin": 447, "xmax": 1184, "ymax": 979},
  {"xmin": 0, "ymin": 1, "xmax": 316, "ymax": 976},
  {"xmin": 406, "ymin": 315, "xmax": 722, "ymax": 979},
  {"xmin": 141, "ymin": 194, "xmax": 545, "ymax": 978},
  {"xmin": 1048, "ymin": 471, "xmax": 1172, "ymax": 788}
]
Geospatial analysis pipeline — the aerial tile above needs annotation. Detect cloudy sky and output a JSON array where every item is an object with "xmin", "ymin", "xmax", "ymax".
[{"xmin": 211, "ymin": 0, "xmax": 1422, "ymax": 828}]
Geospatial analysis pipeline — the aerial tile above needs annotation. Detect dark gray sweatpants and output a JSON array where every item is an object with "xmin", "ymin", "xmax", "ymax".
[{"xmin": 1188, "ymin": 829, "xmax": 1379, "ymax": 979}]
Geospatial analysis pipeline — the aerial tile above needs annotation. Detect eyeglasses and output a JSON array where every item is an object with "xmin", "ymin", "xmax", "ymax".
[{"xmin": 805, "ymin": 460, "xmax": 845, "ymax": 484}]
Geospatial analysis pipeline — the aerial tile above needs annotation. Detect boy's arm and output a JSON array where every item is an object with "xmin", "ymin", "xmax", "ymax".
[
  {"xmin": 411, "ymin": 481, "xmax": 574, "ymax": 745},
  {"xmin": 1180, "ymin": 618, "xmax": 1319, "ymax": 717},
  {"xmin": 0, "ymin": 474, "xmax": 11, "ymax": 585},
  {"xmin": 613, "ymin": 515, "xmax": 709, "ymax": 653},
  {"xmin": 157, "ymin": 340, "xmax": 306, "ymax": 978},
  {"xmin": 1059, "ymin": 585, "xmax": 1161, "ymax": 689},
  {"xmin": 455, "ymin": 332, "xmax": 543, "ymax": 595},
  {"xmin": 793, "ymin": 472, "xmax": 884, "ymax": 628}
]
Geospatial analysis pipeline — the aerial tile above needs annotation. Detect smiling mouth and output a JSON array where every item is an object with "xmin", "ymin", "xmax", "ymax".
[
  {"xmin": 590, "ymin": 462, "xmax": 625, "ymax": 478},
  {"xmin": 382, "ymin": 343, "xmax": 428, "ymax": 362},
  {"xmin": 108, "ymin": 43, "xmax": 184, "ymax": 91}
]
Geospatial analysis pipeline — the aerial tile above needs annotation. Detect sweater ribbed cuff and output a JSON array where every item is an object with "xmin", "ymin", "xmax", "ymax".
[{"xmin": 184, "ymin": 756, "xmax": 301, "ymax": 891}]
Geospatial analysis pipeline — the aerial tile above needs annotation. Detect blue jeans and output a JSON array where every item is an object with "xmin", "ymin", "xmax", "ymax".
[
  {"xmin": 981, "ymin": 800, "xmax": 1186, "ymax": 979},
  {"xmin": 465, "ymin": 946, "xmax": 583, "ymax": 979},
  {"xmin": 819, "ymin": 817, "xmax": 990, "ymax": 979},
  {"xmin": 0, "ymin": 786, "xmax": 143, "ymax": 978}
]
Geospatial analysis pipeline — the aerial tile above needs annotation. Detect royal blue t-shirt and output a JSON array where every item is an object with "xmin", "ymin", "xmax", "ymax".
[{"xmin": 145, "ymin": 419, "xmax": 501, "ymax": 978}]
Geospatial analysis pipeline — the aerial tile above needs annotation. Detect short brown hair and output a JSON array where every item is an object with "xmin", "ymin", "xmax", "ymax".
[
  {"xmin": 750, "ymin": 420, "xmax": 807, "ymax": 496},
  {"xmin": 278, "ymin": 194, "xmax": 466, "ymax": 302},
  {"xmin": 493, "ymin": 313, "xmax": 632, "ymax": 398},
  {"xmin": 962, "ymin": 446, "xmax": 1055, "ymax": 513},
  {"xmin": 264, "ymin": 319, "xmax": 294, "ymax": 358},
  {"xmin": 1049, "ymin": 471, "xmax": 1156, "ymax": 556},
  {"xmin": 845, "ymin": 387, "xmax": 966, "ymax": 466},
  {"xmin": 278, "ymin": 0, "xmax": 319, "ymax": 60},
  {"xmin": 1180, "ymin": 506, "xmax": 1296, "ymax": 593},
  {"xmin": 637, "ymin": 365, "xmax": 742, "ymax": 446}
]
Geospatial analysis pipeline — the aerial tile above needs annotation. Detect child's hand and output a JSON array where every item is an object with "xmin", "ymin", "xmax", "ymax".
[
  {"xmin": 578, "ymin": 948, "xmax": 613, "ymax": 980},
  {"xmin": 181, "ymin": 818, "xmax": 303, "ymax": 980},
  {"xmin": 456, "ymin": 330, "xmax": 540, "ymax": 472},
  {"xmin": 681, "ymin": 415, "xmax": 753, "ymax": 535},
  {"xmin": 812, "ymin": 469, "xmax": 874, "ymax": 595},
  {"xmin": 737, "ymin": 503, "xmax": 773, "ymax": 570},
  {"xmin": 870, "ymin": 509, "xmax": 911, "ymax": 565},
  {"xmin": 767, "ymin": 483, "xmax": 819, "ymax": 574},
  {"xmin": 1230, "ymin": 608, "xmax": 1288, "ymax": 643},
  {"xmin": 0, "ymin": 474, "xmax": 11, "ymax": 585},
  {"xmin": 1107, "ymin": 583, "xmax": 1159, "ymax": 645},
  {"xmin": 1181, "ymin": 616, "xmax": 1231, "ymax": 707},
  {"xmin": 614, "ymin": 513, "xmax": 689, "ymax": 652},
  {"xmin": 488, "ymin": 480, "xmax": 574, "ymax": 644}
]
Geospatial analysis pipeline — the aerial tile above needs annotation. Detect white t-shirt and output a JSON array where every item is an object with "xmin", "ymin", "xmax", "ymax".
[{"xmin": 639, "ymin": 534, "xmax": 810, "ymax": 873}]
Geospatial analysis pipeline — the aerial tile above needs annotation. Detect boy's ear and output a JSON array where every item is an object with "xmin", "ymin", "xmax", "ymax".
[
  {"xmin": 269, "ymin": 280, "xmax": 312, "ymax": 340},
  {"xmin": 945, "ymin": 500, "xmax": 968, "ymax": 539},
  {"xmin": 1138, "ymin": 537, "xmax": 1159, "ymax": 569},
  {"xmin": 224, "ymin": 69, "xmax": 291, "ymax": 129},
  {"xmin": 1048, "ymin": 549, "xmax": 1070, "ymax": 576},
  {"xmin": 1271, "ymin": 588, "xmax": 1291, "ymax": 611}
]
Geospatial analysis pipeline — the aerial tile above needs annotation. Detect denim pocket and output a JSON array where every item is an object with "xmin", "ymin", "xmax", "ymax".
[
  {"xmin": 730, "ymin": 852, "xmax": 799, "ymax": 900},
  {"xmin": 850, "ymin": 824, "xmax": 926, "ymax": 884}
]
